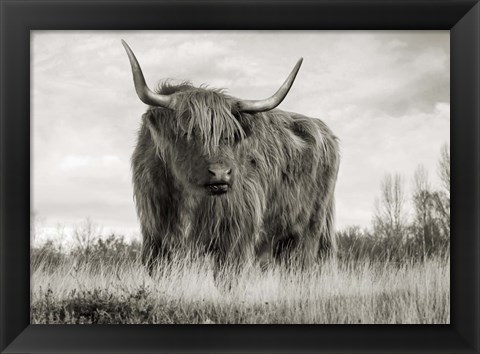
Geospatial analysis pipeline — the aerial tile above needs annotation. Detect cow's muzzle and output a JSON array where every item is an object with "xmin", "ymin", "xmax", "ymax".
[{"xmin": 205, "ymin": 183, "xmax": 230, "ymax": 195}]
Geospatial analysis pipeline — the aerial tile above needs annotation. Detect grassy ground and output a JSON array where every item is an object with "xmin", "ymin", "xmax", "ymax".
[{"xmin": 31, "ymin": 252, "xmax": 450, "ymax": 324}]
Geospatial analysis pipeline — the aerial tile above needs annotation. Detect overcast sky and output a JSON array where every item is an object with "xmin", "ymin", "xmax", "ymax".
[{"xmin": 32, "ymin": 31, "xmax": 449, "ymax": 242}]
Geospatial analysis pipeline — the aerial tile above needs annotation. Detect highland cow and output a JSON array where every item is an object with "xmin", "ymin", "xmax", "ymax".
[{"xmin": 122, "ymin": 40, "xmax": 340, "ymax": 276}]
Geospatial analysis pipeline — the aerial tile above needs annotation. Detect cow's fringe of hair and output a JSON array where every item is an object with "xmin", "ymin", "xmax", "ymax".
[
  {"xmin": 155, "ymin": 81, "xmax": 245, "ymax": 155},
  {"xmin": 132, "ymin": 81, "xmax": 340, "ymax": 270}
]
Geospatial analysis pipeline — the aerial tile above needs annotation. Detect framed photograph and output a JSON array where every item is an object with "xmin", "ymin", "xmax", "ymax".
[{"xmin": 1, "ymin": 0, "xmax": 479, "ymax": 353}]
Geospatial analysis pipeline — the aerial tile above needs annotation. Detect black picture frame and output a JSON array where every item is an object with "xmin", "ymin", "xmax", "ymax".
[{"xmin": 1, "ymin": 0, "xmax": 479, "ymax": 353}]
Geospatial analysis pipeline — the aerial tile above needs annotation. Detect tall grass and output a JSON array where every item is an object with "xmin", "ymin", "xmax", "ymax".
[{"xmin": 31, "ymin": 241, "xmax": 449, "ymax": 324}]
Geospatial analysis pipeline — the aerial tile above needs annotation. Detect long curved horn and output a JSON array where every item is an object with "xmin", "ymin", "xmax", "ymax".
[
  {"xmin": 121, "ymin": 40, "xmax": 175, "ymax": 109},
  {"xmin": 236, "ymin": 58, "xmax": 303, "ymax": 113}
]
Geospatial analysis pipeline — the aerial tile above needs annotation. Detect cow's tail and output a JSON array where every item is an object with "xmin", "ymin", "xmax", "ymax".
[{"xmin": 319, "ymin": 197, "xmax": 336, "ymax": 259}]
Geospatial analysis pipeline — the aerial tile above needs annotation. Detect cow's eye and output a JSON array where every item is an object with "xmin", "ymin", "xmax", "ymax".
[
  {"xmin": 184, "ymin": 130, "xmax": 194, "ymax": 138},
  {"xmin": 223, "ymin": 133, "xmax": 243, "ymax": 145}
]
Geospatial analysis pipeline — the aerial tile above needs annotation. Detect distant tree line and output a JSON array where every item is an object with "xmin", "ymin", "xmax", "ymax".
[{"xmin": 337, "ymin": 143, "xmax": 450, "ymax": 263}]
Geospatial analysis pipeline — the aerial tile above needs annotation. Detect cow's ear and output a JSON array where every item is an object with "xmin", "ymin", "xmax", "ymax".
[{"xmin": 144, "ymin": 107, "xmax": 174, "ymax": 132}]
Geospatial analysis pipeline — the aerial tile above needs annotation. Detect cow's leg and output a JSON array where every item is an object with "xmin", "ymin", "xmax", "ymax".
[
  {"xmin": 270, "ymin": 230, "xmax": 319, "ymax": 269},
  {"xmin": 318, "ymin": 200, "xmax": 336, "ymax": 260},
  {"xmin": 297, "ymin": 231, "xmax": 321, "ymax": 269},
  {"xmin": 141, "ymin": 236, "xmax": 169, "ymax": 276},
  {"xmin": 212, "ymin": 255, "xmax": 226, "ymax": 289},
  {"xmin": 212, "ymin": 252, "xmax": 240, "ymax": 292},
  {"xmin": 272, "ymin": 234, "xmax": 298, "ymax": 265},
  {"xmin": 255, "ymin": 238, "xmax": 275, "ymax": 271},
  {"xmin": 212, "ymin": 240, "xmax": 255, "ymax": 291},
  {"xmin": 141, "ymin": 242, "xmax": 158, "ymax": 276}
]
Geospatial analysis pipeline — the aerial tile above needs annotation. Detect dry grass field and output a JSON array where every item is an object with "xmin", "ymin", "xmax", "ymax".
[{"xmin": 31, "ymin": 249, "xmax": 449, "ymax": 324}]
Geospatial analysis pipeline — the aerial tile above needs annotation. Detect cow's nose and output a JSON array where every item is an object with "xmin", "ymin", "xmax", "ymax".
[{"xmin": 208, "ymin": 165, "xmax": 232, "ymax": 182}]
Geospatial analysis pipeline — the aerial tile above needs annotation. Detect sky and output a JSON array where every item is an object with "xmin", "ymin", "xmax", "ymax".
[{"xmin": 31, "ymin": 31, "xmax": 450, "ymax": 244}]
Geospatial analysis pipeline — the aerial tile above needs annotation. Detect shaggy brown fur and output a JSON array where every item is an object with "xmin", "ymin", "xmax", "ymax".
[{"xmin": 131, "ymin": 82, "xmax": 340, "ymax": 274}]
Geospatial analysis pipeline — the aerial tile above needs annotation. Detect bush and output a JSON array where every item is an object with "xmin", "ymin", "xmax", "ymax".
[
  {"xmin": 336, "ymin": 226, "xmax": 449, "ymax": 264},
  {"xmin": 31, "ymin": 234, "xmax": 142, "ymax": 273},
  {"xmin": 31, "ymin": 240, "xmax": 66, "ymax": 272},
  {"xmin": 70, "ymin": 234, "xmax": 141, "ymax": 268},
  {"xmin": 31, "ymin": 285, "xmax": 156, "ymax": 324}
]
